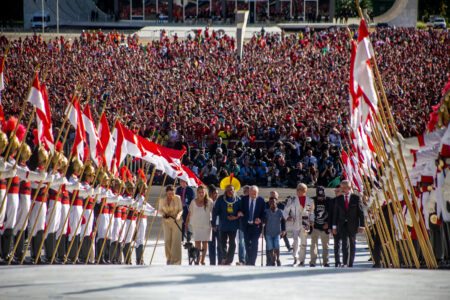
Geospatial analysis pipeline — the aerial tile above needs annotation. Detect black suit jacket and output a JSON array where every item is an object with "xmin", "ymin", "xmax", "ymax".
[
  {"xmin": 240, "ymin": 195, "xmax": 266, "ymax": 233},
  {"xmin": 332, "ymin": 193, "xmax": 364, "ymax": 236}
]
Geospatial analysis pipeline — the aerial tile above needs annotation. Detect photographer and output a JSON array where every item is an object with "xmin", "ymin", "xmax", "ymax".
[{"xmin": 200, "ymin": 159, "xmax": 219, "ymax": 186}]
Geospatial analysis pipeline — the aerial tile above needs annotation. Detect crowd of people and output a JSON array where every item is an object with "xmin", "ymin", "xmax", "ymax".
[{"xmin": 0, "ymin": 26, "xmax": 448, "ymax": 190}]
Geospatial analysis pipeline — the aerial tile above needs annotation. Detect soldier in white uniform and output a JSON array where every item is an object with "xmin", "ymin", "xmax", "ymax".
[
  {"xmin": 95, "ymin": 173, "xmax": 121, "ymax": 264},
  {"xmin": 44, "ymin": 152, "xmax": 69, "ymax": 262}
]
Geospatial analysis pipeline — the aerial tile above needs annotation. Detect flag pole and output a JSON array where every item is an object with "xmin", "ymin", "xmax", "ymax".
[
  {"xmin": 342, "ymin": 135, "xmax": 398, "ymax": 267},
  {"xmin": 10, "ymin": 89, "xmax": 78, "ymax": 265},
  {"xmin": 354, "ymin": 0, "xmax": 437, "ymax": 269}
]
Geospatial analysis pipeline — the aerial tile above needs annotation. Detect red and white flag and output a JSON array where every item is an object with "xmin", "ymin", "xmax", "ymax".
[
  {"xmin": 181, "ymin": 164, "xmax": 203, "ymax": 187},
  {"xmin": 98, "ymin": 112, "xmax": 114, "ymax": 171},
  {"xmin": 157, "ymin": 144, "xmax": 186, "ymax": 180},
  {"xmin": 26, "ymin": 72, "xmax": 54, "ymax": 152},
  {"xmin": 82, "ymin": 105, "xmax": 103, "ymax": 166},
  {"xmin": 113, "ymin": 121, "xmax": 147, "ymax": 170},
  {"xmin": 0, "ymin": 56, "xmax": 5, "ymax": 95},
  {"xmin": 65, "ymin": 96, "xmax": 86, "ymax": 161},
  {"xmin": 349, "ymin": 19, "xmax": 379, "ymax": 130},
  {"xmin": 139, "ymin": 136, "xmax": 165, "ymax": 171}
]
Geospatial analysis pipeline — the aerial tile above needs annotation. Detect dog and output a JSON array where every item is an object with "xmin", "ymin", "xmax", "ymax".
[{"xmin": 183, "ymin": 234, "xmax": 200, "ymax": 265}]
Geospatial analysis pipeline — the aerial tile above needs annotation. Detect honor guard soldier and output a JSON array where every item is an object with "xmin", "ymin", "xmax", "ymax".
[
  {"xmin": 13, "ymin": 143, "xmax": 46, "ymax": 263},
  {"xmin": 0, "ymin": 130, "xmax": 17, "ymax": 262},
  {"xmin": 134, "ymin": 179, "xmax": 156, "ymax": 265},
  {"xmin": 44, "ymin": 151, "xmax": 69, "ymax": 262},
  {"xmin": 28, "ymin": 146, "xmax": 53, "ymax": 263},
  {"xmin": 78, "ymin": 163, "xmax": 98, "ymax": 263},
  {"xmin": 65, "ymin": 158, "xmax": 93, "ymax": 263},
  {"xmin": 95, "ymin": 171, "xmax": 120, "ymax": 264},
  {"xmin": 1, "ymin": 121, "xmax": 25, "ymax": 262},
  {"xmin": 120, "ymin": 181, "xmax": 136, "ymax": 265}
]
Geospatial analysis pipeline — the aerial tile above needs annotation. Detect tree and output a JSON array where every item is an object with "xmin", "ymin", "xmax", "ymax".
[{"xmin": 336, "ymin": 0, "xmax": 373, "ymax": 19}]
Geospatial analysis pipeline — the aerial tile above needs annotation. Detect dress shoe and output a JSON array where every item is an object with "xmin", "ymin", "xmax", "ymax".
[{"xmin": 324, "ymin": 263, "xmax": 330, "ymax": 267}]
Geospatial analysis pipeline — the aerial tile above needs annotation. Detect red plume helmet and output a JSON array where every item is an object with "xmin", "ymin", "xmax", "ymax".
[
  {"xmin": 56, "ymin": 141, "xmax": 63, "ymax": 152},
  {"xmin": 137, "ymin": 168, "xmax": 146, "ymax": 181},
  {"xmin": 15, "ymin": 123, "xmax": 26, "ymax": 142},
  {"xmin": 32, "ymin": 128, "xmax": 39, "ymax": 146},
  {"xmin": 4, "ymin": 117, "xmax": 18, "ymax": 136},
  {"xmin": 120, "ymin": 165, "xmax": 129, "ymax": 182}
]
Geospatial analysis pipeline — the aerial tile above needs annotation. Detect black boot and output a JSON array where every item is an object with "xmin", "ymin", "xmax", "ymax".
[
  {"xmin": 2, "ymin": 229, "xmax": 13, "ymax": 261},
  {"xmin": 68, "ymin": 235, "xmax": 80, "ymax": 263},
  {"xmin": 136, "ymin": 245, "xmax": 144, "ymax": 265},
  {"xmin": 266, "ymin": 250, "xmax": 273, "ymax": 266},
  {"xmin": 123, "ymin": 243, "xmax": 131, "ymax": 264},
  {"xmin": 30, "ymin": 230, "xmax": 45, "ymax": 264},
  {"xmin": 105, "ymin": 239, "xmax": 111, "ymax": 263},
  {"xmin": 14, "ymin": 232, "xmax": 26, "ymax": 263},
  {"xmin": 79, "ymin": 237, "xmax": 91, "ymax": 264},
  {"xmin": 110, "ymin": 242, "xmax": 118, "ymax": 264},
  {"xmin": 117, "ymin": 244, "xmax": 123, "ymax": 264},
  {"xmin": 44, "ymin": 233, "xmax": 56, "ymax": 262},
  {"xmin": 96, "ymin": 238, "xmax": 105, "ymax": 263},
  {"xmin": 56, "ymin": 234, "xmax": 67, "ymax": 263}
]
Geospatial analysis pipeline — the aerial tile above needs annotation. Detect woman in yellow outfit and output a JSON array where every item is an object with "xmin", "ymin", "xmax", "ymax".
[{"xmin": 159, "ymin": 185, "xmax": 183, "ymax": 265}]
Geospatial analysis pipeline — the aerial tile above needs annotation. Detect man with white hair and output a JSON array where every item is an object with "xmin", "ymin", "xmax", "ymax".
[
  {"xmin": 283, "ymin": 183, "xmax": 315, "ymax": 266},
  {"xmin": 239, "ymin": 185, "xmax": 266, "ymax": 265}
]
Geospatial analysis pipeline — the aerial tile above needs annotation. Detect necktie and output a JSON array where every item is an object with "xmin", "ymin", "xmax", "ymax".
[
  {"xmin": 345, "ymin": 195, "xmax": 349, "ymax": 210},
  {"xmin": 249, "ymin": 199, "xmax": 254, "ymax": 222}
]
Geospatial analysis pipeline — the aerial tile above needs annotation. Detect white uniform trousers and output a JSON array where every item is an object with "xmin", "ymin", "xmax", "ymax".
[
  {"xmin": 28, "ymin": 202, "xmax": 47, "ymax": 237},
  {"xmin": 80, "ymin": 209, "xmax": 94, "ymax": 238},
  {"xmin": 45, "ymin": 200, "xmax": 61, "ymax": 235},
  {"xmin": 111, "ymin": 217, "xmax": 123, "ymax": 242},
  {"xmin": 0, "ymin": 189, "xmax": 6, "ymax": 228},
  {"xmin": 68, "ymin": 205, "xmax": 83, "ymax": 241},
  {"xmin": 56, "ymin": 203, "xmax": 70, "ymax": 237},
  {"xmin": 14, "ymin": 193, "xmax": 31, "ymax": 235},
  {"xmin": 135, "ymin": 218, "xmax": 147, "ymax": 247},
  {"xmin": 2, "ymin": 193, "xmax": 19, "ymax": 232},
  {"xmin": 122, "ymin": 219, "xmax": 136, "ymax": 244}
]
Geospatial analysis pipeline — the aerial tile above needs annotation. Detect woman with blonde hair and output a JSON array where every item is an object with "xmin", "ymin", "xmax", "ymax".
[
  {"xmin": 185, "ymin": 185, "xmax": 213, "ymax": 265},
  {"xmin": 160, "ymin": 185, "xmax": 183, "ymax": 265}
]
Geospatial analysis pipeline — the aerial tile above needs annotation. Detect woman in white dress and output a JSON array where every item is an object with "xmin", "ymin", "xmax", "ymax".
[{"xmin": 185, "ymin": 185, "xmax": 213, "ymax": 265}]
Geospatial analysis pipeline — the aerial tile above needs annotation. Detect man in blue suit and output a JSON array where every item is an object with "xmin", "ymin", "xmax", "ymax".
[{"xmin": 239, "ymin": 185, "xmax": 266, "ymax": 266}]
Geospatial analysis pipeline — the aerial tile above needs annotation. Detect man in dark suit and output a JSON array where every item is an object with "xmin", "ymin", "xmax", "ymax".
[
  {"xmin": 332, "ymin": 180, "xmax": 365, "ymax": 267},
  {"xmin": 239, "ymin": 185, "xmax": 266, "ymax": 266}
]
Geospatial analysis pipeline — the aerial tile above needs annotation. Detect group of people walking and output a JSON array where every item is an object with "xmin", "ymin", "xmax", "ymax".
[{"xmin": 161, "ymin": 179, "xmax": 365, "ymax": 267}]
